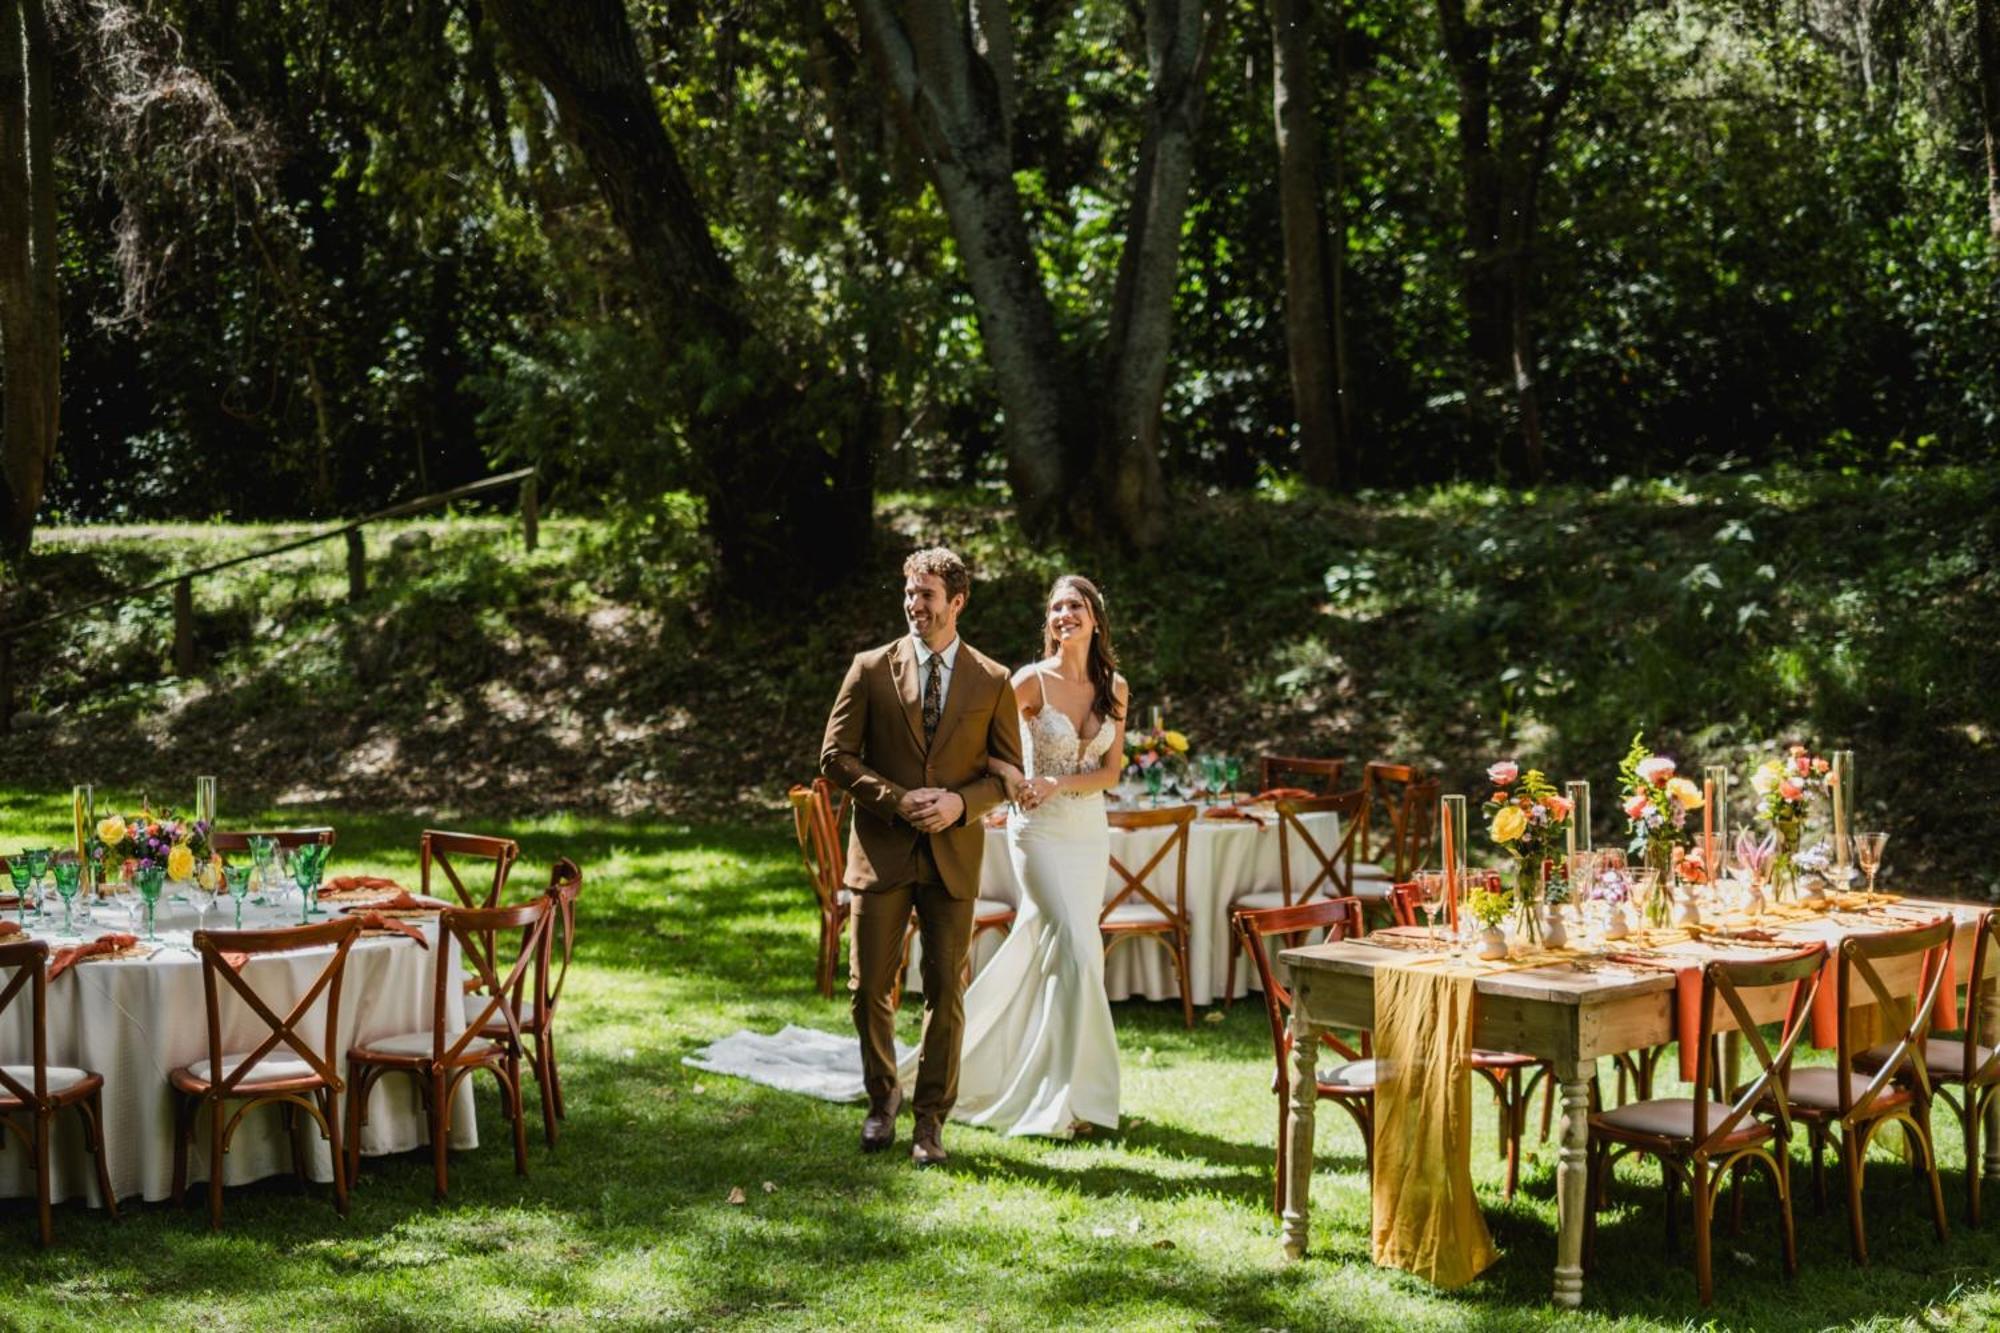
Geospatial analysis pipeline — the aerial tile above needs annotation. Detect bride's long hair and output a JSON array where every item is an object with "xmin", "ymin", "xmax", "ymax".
[{"xmin": 1041, "ymin": 575, "xmax": 1124, "ymax": 724}]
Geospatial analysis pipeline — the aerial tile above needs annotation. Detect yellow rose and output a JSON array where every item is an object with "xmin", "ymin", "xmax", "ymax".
[
  {"xmin": 1491, "ymin": 805, "xmax": 1529, "ymax": 843},
  {"xmin": 1163, "ymin": 730, "xmax": 1189, "ymax": 753},
  {"xmin": 166, "ymin": 844, "xmax": 195, "ymax": 881},
  {"xmin": 96, "ymin": 815, "xmax": 128, "ymax": 846},
  {"xmin": 1667, "ymin": 776, "xmax": 1704, "ymax": 809}
]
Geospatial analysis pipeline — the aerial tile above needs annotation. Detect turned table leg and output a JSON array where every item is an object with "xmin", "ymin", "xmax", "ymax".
[
  {"xmin": 1281, "ymin": 1004, "xmax": 1319, "ymax": 1260},
  {"xmin": 1553, "ymin": 1057, "xmax": 1591, "ymax": 1309},
  {"xmin": 1983, "ymin": 976, "xmax": 2000, "ymax": 1183}
]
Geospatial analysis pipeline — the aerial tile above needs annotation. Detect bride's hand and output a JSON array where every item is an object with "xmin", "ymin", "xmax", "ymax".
[{"xmin": 1019, "ymin": 775, "xmax": 1058, "ymax": 809}]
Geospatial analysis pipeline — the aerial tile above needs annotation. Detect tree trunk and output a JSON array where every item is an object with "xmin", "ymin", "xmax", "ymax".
[
  {"xmin": 1978, "ymin": 0, "xmax": 2000, "ymax": 246},
  {"xmin": 1097, "ymin": 0, "xmax": 1215, "ymax": 544},
  {"xmin": 1270, "ymin": 0, "xmax": 1343, "ymax": 487},
  {"xmin": 0, "ymin": 0, "xmax": 58, "ymax": 559},
  {"xmin": 488, "ymin": 0, "xmax": 870, "ymax": 596}
]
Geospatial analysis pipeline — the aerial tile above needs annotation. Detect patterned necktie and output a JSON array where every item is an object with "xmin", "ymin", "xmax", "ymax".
[{"xmin": 922, "ymin": 652, "xmax": 944, "ymax": 744}]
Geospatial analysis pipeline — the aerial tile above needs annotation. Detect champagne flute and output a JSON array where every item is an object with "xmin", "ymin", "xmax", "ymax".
[{"xmin": 1856, "ymin": 832, "xmax": 1888, "ymax": 894}]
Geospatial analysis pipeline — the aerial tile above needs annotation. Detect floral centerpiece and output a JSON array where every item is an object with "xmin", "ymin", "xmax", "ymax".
[
  {"xmin": 1617, "ymin": 733, "xmax": 1705, "ymax": 924},
  {"xmin": 87, "ymin": 808, "xmax": 215, "ymax": 886},
  {"xmin": 1484, "ymin": 760, "xmax": 1573, "ymax": 944},
  {"xmin": 1124, "ymin": 725, "xmax": 1190, "ymax": 786},
  {"xmin": 1750, "ymin": 745, "xmax": 1829, "ymax": 900}
]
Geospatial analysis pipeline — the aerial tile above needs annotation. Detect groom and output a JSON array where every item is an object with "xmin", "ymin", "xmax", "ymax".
[{"xmin": 821, "ymin": 547, "xmax": 1022, "ymax": 1165}]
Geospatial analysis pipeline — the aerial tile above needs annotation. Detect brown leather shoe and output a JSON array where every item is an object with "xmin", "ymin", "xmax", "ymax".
[
  {"xmin": 861, "ymin": 1089, "xmax": 902, "ymax": 1153},
  {"xmin": 911, "ymin": 1115, "xmax": 948, "ymax": 1167}
]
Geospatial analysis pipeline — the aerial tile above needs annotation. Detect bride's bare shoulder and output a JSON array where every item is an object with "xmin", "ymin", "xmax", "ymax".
[{"xmin": 1011, "ymin": 661, "xmax": 1051, "ymax": 708}]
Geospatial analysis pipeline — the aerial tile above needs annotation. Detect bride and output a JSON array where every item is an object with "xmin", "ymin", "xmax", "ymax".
[{"xmin": 952, "ymin": 574, "xmax": 1126, "ymax": 1136}]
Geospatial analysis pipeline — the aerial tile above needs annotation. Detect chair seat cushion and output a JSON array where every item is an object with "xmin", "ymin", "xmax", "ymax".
[
  {"xmin": 1232, "ymin": 889, "xmax": 1295, "ymax": 912},
  {"xmin": 1855, "ymin": 1037, "xmax": 1996, "ymax": 1082},
  {"xmin": 974, "ymin": 898, "xmax": 1015, "ymax": 923},
  {"xmin": 1592, "ymin": 1097, "xmax": 1771, "ymax": 1149},
  {"xmin": 179, "ymin": 1053, "xmax": 316, "ymax": 1087},
  {"xmin": 352, "ymin": 1030, "xmax": 499, "ymax": 1060},
  {"xmin": 0, "ymin": 1065, "xmax": 93, "ymax": 1099},
  {"xmin": 1350, "ymin": 865, "xmax": 1394, "ymax": 885},
  {"xmin": 1471, "ymin": 1049, "xmax": 1540, "ymax": 1071},
  {"xmin": 1783, "ymin": 1067, "xmax": 1913, "ymax": 1113},
  {"xmin": 1318, "ymin": 1059, "xmax": 1377, "ymax": 1093},
  {"xmin": 1103, "ymin": 903, "xmax": 1177, "ymax": 928},
  {"xmin": 467, "ymin": 994, "xmax": 538, "ymax": 1027}
]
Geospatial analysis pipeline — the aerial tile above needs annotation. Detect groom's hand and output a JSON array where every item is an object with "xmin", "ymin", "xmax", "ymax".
[
  {"xmin": 898, "ymin": 787, "xmax": 941, "ymax": 825},
  {"xmin": 899, "ymin": 787, "xmax": 963, "ymax": 833}
]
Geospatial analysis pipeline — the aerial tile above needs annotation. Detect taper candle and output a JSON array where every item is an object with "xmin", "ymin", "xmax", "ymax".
[{"xmin": 1702, "ymin": 778, "xmax": 1716, "ymax": 873}]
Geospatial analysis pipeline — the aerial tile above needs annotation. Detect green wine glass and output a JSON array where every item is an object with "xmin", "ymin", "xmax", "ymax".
[
  {"xmin": 1143, "ymin": 763, "xmax": 1165, "ymax": 807},
  {"xmin": 293, "ymin": 844, "xmax": 329, "ymax": 922},
  {"xmin": 223, "ymin": 862, "xmax": 253, "ymax": 929},
  {"xmin": 51, "ymin": 856, "xmax": 82, "ymax": 935},
  {"xmin": 135, "ymin": 865, "xmax": 166, "ymax": 941},
  {"xmin": 248, "ymin": 836, "xmax": 277, "ymax": 903},
  {"xmin": 24, "ymin": 847, "xmax": 51, "ymax": 910},
  {"xmin": 1223, "ymin": 756, "xmax": 1242, "ymax": 797},
  {"xmin": 7, "ymin": 857, "xmax": 31, "ymax": 926}
]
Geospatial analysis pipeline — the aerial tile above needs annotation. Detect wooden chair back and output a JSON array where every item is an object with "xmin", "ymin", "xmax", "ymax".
[
  {"xmin": 1103, "ymin": 805, "xmax": 1196, "ymax": 929},
  {"xmin": 788, "ymin": 779, "xmax": 848, "ymax": 914},
  {"xmin": 1233, "ymin": 896, "xmax": 1369, "ymax": 1067},
  {"xmin": 1834, "ymin": 916, "xmax": 1954, "ymax": 1120},
  {"xmin": 441, "ymin": 897, "xmax": 553, "ymax": 1064},
  {"xmin": 1276, "ymin": 790, "xmax": 1367, "ymax": 906},
  {"xmin": 1947, "ymin": 910, "xmax": 2000, "ymax": 1088},
  {"xmin": 1258, "ymin": 755, "xmax": 1346, "ymax": 796},
  {"xmin": 1387, "ymin": 881, "xmax": 1420, "ymax": 928},
  {"xmin": 1689, "ymin": 945, "xmax": 1826, "ymax": 1154},
  {"xmin": 209, "ymin": 828, "xmax": 336, "ymax": 853},
  {"xmin": 541, "ymin": 858, "xmax": 582, "ymax": 1027},
  {"xmin": 0, "ymin": 939, "xmax": 51, "ymax": 1106},
  {"xmin": 190, "ymin": 917, "xmax": 362, "ymax": 1097},
  {"xmin": 420, "ymin": 830, "xmax": 520, "ymax": 910}
]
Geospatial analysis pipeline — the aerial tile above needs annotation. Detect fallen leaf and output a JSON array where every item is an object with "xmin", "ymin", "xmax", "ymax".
[
  {"xmin": 1152, "ymin": 1239, "xmax": 1176, "ymax": 1250},
  {"xmin": 1126, "ymin": 1217, "xmax": 1141, "ymax": 1234},
  {"xmin": 1203, "ymin": 1010, "xmax": 1225, "ymax": 1024},
  {"xmin": 761, "ymin": 1181, "xmax": 777, "ymax": 1194},
  {"xmin": 692, "ymin": 1083, "xmax": 707, "ymax": 1095},
  {"xmin": 726, "ymin": 1187, "xmax": 746, "ymax": 1205}
]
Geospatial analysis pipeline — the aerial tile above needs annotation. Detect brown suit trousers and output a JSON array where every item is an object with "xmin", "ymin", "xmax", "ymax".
[{"xmin": 821, "ymin": 636, "xmax": 1023, "ymax": 1118}]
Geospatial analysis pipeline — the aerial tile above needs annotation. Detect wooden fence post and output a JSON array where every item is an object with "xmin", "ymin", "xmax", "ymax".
[
  {"xmin": 521, "ymin": 474, "xmax": 539, "ymax": 553},
  {"xmin": 173, "ymin": 578, "xmax": 195, "ymax": 676},
  {"xmin": 347, "ymin": 528, "xmax": 367, "ymax": 603}
]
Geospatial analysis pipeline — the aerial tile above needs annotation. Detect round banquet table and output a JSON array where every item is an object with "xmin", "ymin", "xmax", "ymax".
[
  {"xmin": 0, "ymin": 895, "xmax": 477, "ymax": 1206},
  {"xmin": 908, "ymin": 801, "xmax": 1342, "ymax": 1006}
]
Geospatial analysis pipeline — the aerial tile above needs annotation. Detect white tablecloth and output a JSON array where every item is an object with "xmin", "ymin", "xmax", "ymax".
[
  {"xmin": 0, "ymin": 897, "xmax": 477, "ymax": 1205},
  {"xmin": 910, "ymin": 804, "xmax": 1341, "ymax": 1007}
]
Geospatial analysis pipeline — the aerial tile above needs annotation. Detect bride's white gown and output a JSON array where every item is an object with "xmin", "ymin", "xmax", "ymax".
[
  {"xmin": 685, "ymin": 700, "xmax": 1121, "ymax": 1138},
  {"xmin": 949, "ymin": 704, "xmax": 1121, "ymax": 1135}
]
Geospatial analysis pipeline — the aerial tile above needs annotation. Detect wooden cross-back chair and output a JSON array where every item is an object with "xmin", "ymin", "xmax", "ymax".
[
  {"xmin": 1257, "ymin": 755, "xmax": 1346, "ymax": 796},
  {"xmin": 0, "ymin": 939, "xmax": 117, "ymax": 1244},
  {"xmin": 1587, "ymin": 944, "xmax": 1825, "ymax": 1305},
  {"xmin": 209, "ymin": 827, "xmax": 336, "ymax": 854},
  {"xmin": 1858, "ymin": 910, "xmax": 2000, "ymax": 1223},
  {"xmin": 1352, "ymin": 764, "xmax": 1439, "ymax": 895},
  {"xmin": 477, "ymin": 858, "xmax": 581, "ymax": 1147},
  {"xmin": 790, "ymin": 780, "xmax": 853, "ymax": 999},
  {"xmin": 1780, "ymin": 916, "xmax": 1953, "ymax": 1263},
  {"xmin": 347, "ymin": 896, "xmax": 551, "ymax": 1199},
  {"xmin": 420, "ymin": 830, "xmax": 520, "ymax": 910},
  {"xmin": 1222, "ymin": 791, "xmax": 1367, "ymax": 1005},
  {"xmin": 1385, "ymin": 877, "xmax": 1553, "ymax": 1197},
  {"xmin": 1233, "ymin": 896, "xmax": 1373, "ymax": 1215},
  {"xmin": 170, "ymin": 915, "xmax": 362, "ymax": 1230},
  {"xmin": 1102, "ymin": 805, "xmax": 1197, "ymax": 1029}
]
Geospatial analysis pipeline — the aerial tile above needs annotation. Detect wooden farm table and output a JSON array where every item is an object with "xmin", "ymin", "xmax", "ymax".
[{"xmin": 1277, "ymin": 895, "xmax": 1996, "ymax": 1308}]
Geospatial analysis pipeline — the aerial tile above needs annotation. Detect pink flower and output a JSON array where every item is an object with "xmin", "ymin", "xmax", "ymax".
[
  {"xmin": 1778, "ymin": 779, "xmax": 1803, "ymax": 801},
  {"xmin": 1487, "ymin": 761, "xmax": 1519, "ymax": 785},
  {"xmin": 1811, "ymin": 757, "xmax": 1829, "ymax": 774},
  {"xmin": 1624, "ymin": 793, "xmax": 1652, "ymax": 820},
  {"xmin": 1544, "ymin": 794, "xmax": 1573, "ymax": 820},
  {"xmin": 1793, "ymin": 755, "xmax": 1810, "ymax": 774},
  {"xmin": 1636, "ymin": 756, "xmax": 1676, "ymax": 786}
]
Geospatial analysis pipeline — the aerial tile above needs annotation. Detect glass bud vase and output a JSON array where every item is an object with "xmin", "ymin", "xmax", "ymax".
[{"xmin": 1513, "ymin": 862, "xmax": 1543, "ymax": 948}]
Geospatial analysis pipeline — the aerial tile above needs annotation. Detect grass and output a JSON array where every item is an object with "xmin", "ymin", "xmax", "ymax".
[{"xmin": 3, "ymin": 790, "xmax": 2000, "ymax": 1329}]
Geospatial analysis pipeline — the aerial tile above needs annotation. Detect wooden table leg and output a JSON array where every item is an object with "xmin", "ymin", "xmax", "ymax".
[
  {"xmin": 1553, "ymin": 1056, "xmax": 1591, "ymax": 1308},
  {"xmin": 1281, "ymin": 1004, "xmax": 1319, "ymax": 1260}
]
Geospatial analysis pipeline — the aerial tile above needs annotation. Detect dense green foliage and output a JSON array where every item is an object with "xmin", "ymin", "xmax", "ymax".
[
  {"xmin": 33, "ymin": 0, "xmax": 2000, "ymax": 531},
  {"xmin": 2, "ymin": 799, "xmax": 2000, "ymax": 1328},
  {"xmin": 7, "ymin": 469, "xmax": 1996, "ymax": 890}
]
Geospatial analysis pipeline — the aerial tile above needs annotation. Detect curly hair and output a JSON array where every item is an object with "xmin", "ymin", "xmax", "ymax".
[{"xmin": 902, "ymin": 547, "xmax": 970, "ymax": 603}]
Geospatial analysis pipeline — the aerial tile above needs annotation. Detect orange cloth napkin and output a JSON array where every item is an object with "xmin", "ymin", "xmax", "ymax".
[
  {"xmin": 340, "ymin": 890, "xmax": 443, "ymax": 914},
  {"xmin": 0, "ymin": 920, "xmax": 20, "ymax": 939},
  {"xmin": 48, "ymin": 933, "xmax": 139, "ymax": 981},
  {"xmin": 1806, "ymin": 915, "xmax": 1955, "ymax": 1051},
  {"xmin": 349, "ymin": 912, "xmax": 430, "ymax": 947},
  {"xmin": 325, "ymin": 875, "xmax": 404, "ymax": 893},
  {"xmin": 1201, "ymin": 806, "xmax": 1266, "ymax": 827},
  {"xmin": 1254, "ymin": 787, "xmax": 1316, "ymax": 803}
]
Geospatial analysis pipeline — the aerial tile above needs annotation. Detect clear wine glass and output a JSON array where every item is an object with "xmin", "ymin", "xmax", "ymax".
[
  {"xmin": 1416, "ymin": 870, "xmax": 1447, "ymax": 948},
  {"xmin": 248, "ymin": 836, "xmax": 278, "ymax": 904},
  {"xmin": 1856, "ymin": 832, "xmax": 1888, "ymax": 894}
]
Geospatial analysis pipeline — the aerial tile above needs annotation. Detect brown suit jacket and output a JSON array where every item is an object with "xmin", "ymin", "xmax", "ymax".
[{"xmin": 820, "ymin": 637, "xmax": 1023, "ymax": 902}]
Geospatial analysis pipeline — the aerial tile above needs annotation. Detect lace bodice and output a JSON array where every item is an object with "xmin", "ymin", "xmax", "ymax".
[{"xmin": 1023, "ymin": 705, "xmax": 1117, "ymax": 784}]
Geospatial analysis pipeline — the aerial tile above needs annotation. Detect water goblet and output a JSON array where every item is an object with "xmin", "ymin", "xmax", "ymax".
[
  {"xmin": 24, "ymin": 848, "xmax": 51, "ymax": 916},
  {"xmin": 292, "ymin": 844, "xmax": 329, "ymax": 921},
  {"xmin": 248, "ymin": 836, "xmax": 277, "ymax": 903},
  {"xmin": 1142, "ymin": 764, "xmax": 1165, "ymax": 808},
  {"xmin": 135, "ymin": 866, "xmax": 165, "ymax": 941},
  {"xmin": 1416, "ymin": 870, "xmax": 1447, "ymax": 948},
  {"xmin": 1223, "ymin": 756, "xmax": 1242, "ymax": 797},
  {"xmin": 50, "ymin": 856, "xmax": 82, "ymax": 936},
  {"xmin": 1856, "ymin": 832, "xmax": 1888, "ymax": 894},
  {"xmin": 183, "ymin": 878, "xmax": 214, "ymax": 950}
]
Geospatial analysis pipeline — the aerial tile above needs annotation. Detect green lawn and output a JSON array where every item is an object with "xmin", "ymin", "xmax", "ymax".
[{"xmin": 1, "ymin": 789, "xmax": 1997, "ymax": 1330}]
